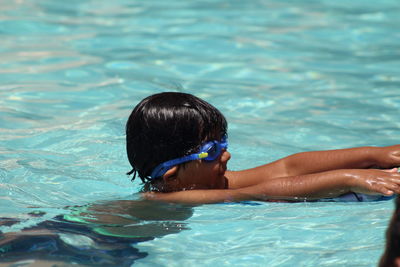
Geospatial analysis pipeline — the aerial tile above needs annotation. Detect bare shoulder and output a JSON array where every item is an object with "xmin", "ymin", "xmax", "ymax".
[
  {"xmin": 225, "ymin": 160, "xmax": 287, "ymax": 189},
  {"xmin": 225, "ymin": 169, "xmax": 263, "ymax": 189}
]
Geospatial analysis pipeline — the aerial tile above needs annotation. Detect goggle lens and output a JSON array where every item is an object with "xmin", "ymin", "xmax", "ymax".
[{"xmin": 203, "ymin": 143, "xmax": 219, "ymax": 161}]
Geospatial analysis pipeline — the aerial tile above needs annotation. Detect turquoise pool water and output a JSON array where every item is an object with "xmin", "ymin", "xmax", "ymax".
[{"xmin": 1, "ymin": 0, "xmax": 400, "ymax": 265}]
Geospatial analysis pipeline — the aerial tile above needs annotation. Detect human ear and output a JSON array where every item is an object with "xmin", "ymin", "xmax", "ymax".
[{"xmin": 162, "ymin": 166, "xmax": 179, "ymax": 183}]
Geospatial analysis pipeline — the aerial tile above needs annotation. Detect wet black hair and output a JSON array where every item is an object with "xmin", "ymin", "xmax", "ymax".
[
  {"xmin": 126, "ymin": 92, "xmax": 227, "ymax": 186},
  {"xmin": 380, "ymin": 196, "xmax": 400, "ymax": 267}
]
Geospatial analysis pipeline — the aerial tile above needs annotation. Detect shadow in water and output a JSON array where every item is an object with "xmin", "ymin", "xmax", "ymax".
[{"xmin": 0, "ymin": 200, "xmax": 194, "ymax": 266}]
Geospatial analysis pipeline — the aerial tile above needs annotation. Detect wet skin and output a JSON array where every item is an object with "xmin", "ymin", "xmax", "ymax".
[
  {"xmin": 163, "ymin": 149, "xmax": 231, "ymax": 191},
  {"xmin": 145, "ymin": 145, "xmax": 400, "ymax": 204}
]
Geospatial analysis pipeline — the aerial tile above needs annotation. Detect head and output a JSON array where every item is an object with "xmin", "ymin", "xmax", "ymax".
[
  {"xmin": 380, "ymin": 196, "xmax": 400, "ymax": 267},
  {"xmin": 126, "ymin": 92, "xmax": 230, "ymax": 192}
]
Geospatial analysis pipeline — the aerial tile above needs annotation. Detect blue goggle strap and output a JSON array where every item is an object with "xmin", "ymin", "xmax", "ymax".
[
  {"xmin": 150, "ymin": 138, "xmax": 228, "ymax": 179},
  {"xmin": 150, "ymin": 153, "xmax": 203, "ymax": 179}
]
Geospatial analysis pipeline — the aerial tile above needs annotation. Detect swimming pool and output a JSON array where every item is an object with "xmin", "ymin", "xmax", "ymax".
[{"xmin": 1, "ymin": 0, "xmax": 400, "ymax": 265}]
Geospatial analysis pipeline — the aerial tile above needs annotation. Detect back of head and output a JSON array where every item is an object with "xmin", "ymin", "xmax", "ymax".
[
  {"xmin": 126, "ymin": 92, "xmax": 227, "ymax": 183},
  {"xmin": 380, "ymin": 196, "xmax": 400, "ymax": 267}
]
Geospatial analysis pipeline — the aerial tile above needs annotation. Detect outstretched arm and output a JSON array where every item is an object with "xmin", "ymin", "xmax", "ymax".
[
  {"xmin": 228, "ymin": 145, "xmax": 400, "ymax": 189},
  {"xmin": 281, "ymin": 145, "xmax": 400, "ymax": 175},
  {"xmin": 143, "ymin": 168, "xmax": 400, "ymax": 204}
]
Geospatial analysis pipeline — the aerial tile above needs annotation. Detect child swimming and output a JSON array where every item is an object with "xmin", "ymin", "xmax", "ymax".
[{"xmin": 126, "ymin": 92, "xmax": 400, "ymax": 204}]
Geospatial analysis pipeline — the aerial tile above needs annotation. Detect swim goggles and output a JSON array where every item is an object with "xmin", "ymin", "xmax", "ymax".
[{"xmin": 150, "ymin": 136, "xmax": 228, "ymax": 179}]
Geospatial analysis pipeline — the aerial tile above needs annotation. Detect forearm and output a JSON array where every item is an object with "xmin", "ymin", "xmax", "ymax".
[
  {"xmin": 239, "ymin": 170, "xmax": 351, "ymax": 201},
  {"xmin": 229, "ymin": 145, "xmax": 400, "ymax": 188},
  {"xmin": 144, "ymin": 167, "xmax": 400, "ymax": 204},
  {"xmin": 280, "ymin": 146, "xmax": 377, "ymax": 176},
  {"xmin": 144, "ymin": 170, "xmax": 354, "ymax": 204}
]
